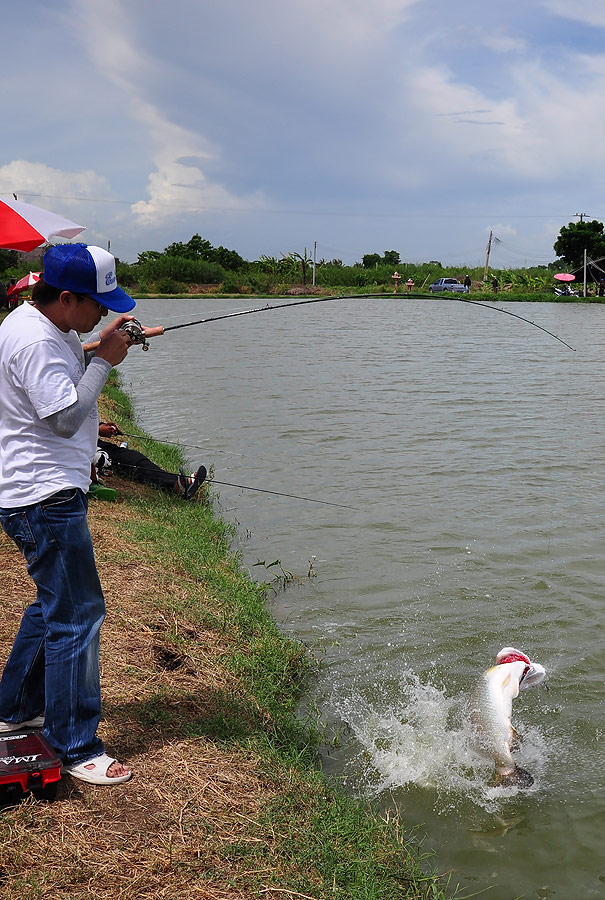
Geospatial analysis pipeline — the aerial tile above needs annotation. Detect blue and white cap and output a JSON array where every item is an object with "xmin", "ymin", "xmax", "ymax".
[{"xmin": 43, "ymin": 243, "xmax": 135, "ymax": 313}]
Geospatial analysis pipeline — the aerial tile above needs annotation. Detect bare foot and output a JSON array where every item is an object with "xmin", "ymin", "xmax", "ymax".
[
  {"xmin": 105, "ymin": 760, "xmax": 131, "ymax": 779},
  {"xmin": 81, "ymin": 759, "xmax": 131, "ymax": 779}
]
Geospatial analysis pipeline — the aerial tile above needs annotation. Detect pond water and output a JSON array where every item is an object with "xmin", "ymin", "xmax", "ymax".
[{"xmin": 121, "ymin": 296, "xmax": 605, "ymax": 899}]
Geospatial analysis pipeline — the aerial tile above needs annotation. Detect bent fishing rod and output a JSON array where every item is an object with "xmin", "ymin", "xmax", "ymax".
[{"xmin": 82, "ymin": 292, "xmax": 576, "ymax": 353}]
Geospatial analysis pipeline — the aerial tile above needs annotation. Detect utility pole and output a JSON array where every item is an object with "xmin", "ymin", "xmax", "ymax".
[
  {"xmin": 483, "ymin": 230, "xmax": 493, "ymax": 281},
  {"xmin": 312, "ymin": 241, "xmax": 316, "ymax": 286},
  {"xmin": 584, "ymin": 248, "xmax": 587, "ymax": 297},
  {"xmin": 575, "ymin": 213, "xmax": 590, "ymax": 222}
]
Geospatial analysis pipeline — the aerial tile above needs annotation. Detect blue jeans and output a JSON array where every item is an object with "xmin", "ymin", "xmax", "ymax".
[{"xmin": 0, "ymin": 489, "xmax": 105, "ymax": 765}]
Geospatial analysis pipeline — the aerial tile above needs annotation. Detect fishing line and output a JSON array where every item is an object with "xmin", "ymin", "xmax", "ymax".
[
  {"xmin": 156, "ymin": 292, "xmax": 576, "ymax": 351},
  {"xmin": 208, "ymin": 478, "xmax": 359, "ymax": 510},
  {"xmin": 99, "ymin": 449, "xmax": 359, "ymax": 510},
  {"xmin": 114, "ymin": 429, "xmax": 316, "ymax": 467},
  {"xmin": 543, "ymin": 354, "xmax": 580, "ymax": 557}
]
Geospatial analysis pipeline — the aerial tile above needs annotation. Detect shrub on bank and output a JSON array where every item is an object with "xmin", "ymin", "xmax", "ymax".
[{"xmin": 118, "ymin": 256, "xmax": 228, "ymax": 288}]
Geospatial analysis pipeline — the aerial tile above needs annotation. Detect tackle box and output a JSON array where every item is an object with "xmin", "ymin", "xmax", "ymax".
[{"xmin": 0, "ymin": 730, "xmax": 61, "ymax": 798}]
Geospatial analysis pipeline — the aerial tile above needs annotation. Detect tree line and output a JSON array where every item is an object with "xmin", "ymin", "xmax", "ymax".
[{"xmin": 1, "ymin": 220, "xmax": 604, "ymax": 296}]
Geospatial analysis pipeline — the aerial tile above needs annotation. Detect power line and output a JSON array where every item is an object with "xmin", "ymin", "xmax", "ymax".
[
  {"xmin": 488, "ymin": 239, "xmax": 554, "ymax": 262},
  {"xmin": 1, "ymin": 191, "xmax": 603, "ymax": 221}
]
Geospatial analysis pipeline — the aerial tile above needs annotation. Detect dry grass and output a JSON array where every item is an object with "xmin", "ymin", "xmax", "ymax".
[
  {"xmin": 0, "ymin": 453, "xmax": 451, "ymax": 899},
  {"xmin": 0, "ymin": 484, "xmax": 294, "ymax": 900}
]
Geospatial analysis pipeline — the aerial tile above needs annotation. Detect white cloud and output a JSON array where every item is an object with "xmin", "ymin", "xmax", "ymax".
[
  {"xmin": 127, "ymin": 99, "xmax": 267, "ymax": 224},
  {"xmin": 491, "ymin": 224, "xmax": 518, "ymax": 239},
  {"xmin": 0, "ymin": 160, "xmax": 109, "ymax": 209},
  {"xmin": 382, "ymin": 37, "xmax": 605, "ymax": 194},
  {"xmin": 67, "ymin": 0, "xmax": 266, "ymax": 228},
  {"xmin": 0, "ymin": 160, "xmax": 118, "ymax": 249},
  {"xmin": 502, "ymin": 54, "xmax": 605, "ymax": 175},
  {"xmin": 477, "ymin": 32, "xmax": 528, "ymax": 54},
  {"xmin": 3, "ymin": 0, "xmax": 603, "ymax": 265},
  {"xmin": 389, "ymin": 64, "xmax": 525, "ymax": 182},
  {"xmin": 541, "ymin": 0, "xmax": 605, "ymax": 27}
]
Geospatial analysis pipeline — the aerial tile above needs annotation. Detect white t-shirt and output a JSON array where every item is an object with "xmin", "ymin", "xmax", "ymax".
[{"xmin": 0, "ymin": 303, "xmax": 99, "ymax": 507}]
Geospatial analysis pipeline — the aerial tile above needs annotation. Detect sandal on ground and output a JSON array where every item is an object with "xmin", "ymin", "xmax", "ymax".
[
  {"xmin": 0, "ymin": 716, "xmax": 45, "ymax": 733},
  {"xmin": 61, "ymin": 752, "xmax": 133, "ymax": 785}
]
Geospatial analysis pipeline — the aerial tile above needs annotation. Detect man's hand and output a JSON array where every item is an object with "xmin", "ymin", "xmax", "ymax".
[
  {"xmin": 99, "ymin": 314, "xmax": 135, "ymax": 340},
  {"xmin": 95, "ymin": 315, "xmax": 136, "ymax": 366},
  {"xmin": 98, "ymin": 422, "xmax": 122, "ymax": 438}
]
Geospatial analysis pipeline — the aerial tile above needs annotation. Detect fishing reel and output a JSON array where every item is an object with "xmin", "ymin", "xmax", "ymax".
[{"xmin": 120, "ymin": 318, "xmax": 149, "ymax": 351}]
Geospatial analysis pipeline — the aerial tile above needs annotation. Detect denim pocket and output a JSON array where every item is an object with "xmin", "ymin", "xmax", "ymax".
[
  {"xmin": 40, "ymin": 491, "xmax": 90, "ymax": 550},
  {"xmin": 41, "ymin": 488, "xmax": 81, "ymax": 509},
  {"xmin": 0, "ymin": 510, "xmax": 38, "ymax": 564}
]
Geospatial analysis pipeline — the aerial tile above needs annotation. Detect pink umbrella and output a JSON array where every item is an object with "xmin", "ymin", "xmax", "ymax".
[
  {"xmin": 0, "ymin": 197, "xmax": 85, "ymax": 252},
  {"xmin": 554, "ymin": 273, "xmax": 575, "ymax": 282},
  {"xmin": 7, "ymin": 271, "xmax": 41, "ymax": 296}
]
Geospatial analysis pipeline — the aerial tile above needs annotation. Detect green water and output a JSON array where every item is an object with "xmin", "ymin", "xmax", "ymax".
[{"xmin": 125, "ymin": 297, "xmax": 605, "ymax": 899}]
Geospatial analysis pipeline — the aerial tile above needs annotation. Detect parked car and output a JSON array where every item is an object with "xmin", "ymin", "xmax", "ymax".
[{"xmin": 428, "ymin": 277, "xmax": 469, "ymax": 294}]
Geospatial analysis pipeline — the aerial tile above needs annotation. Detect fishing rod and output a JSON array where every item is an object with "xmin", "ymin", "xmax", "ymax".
[
  {"xmin": 99, "ymin": 430, "xmax": 359, "ymax": 510},
  {"xmin": 82, "ymin": 292, "xmax": 576, "ymax": 352},
  {"xmin": 440, "ymin": 295, "xmax": 576, "ymax": 352}
]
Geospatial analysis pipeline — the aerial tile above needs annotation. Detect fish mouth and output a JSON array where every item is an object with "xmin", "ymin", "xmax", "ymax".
[
  {"xmin": 520, "ymin": 661, "xmax": 546, "ymax": 690},
  {"xmin": 496, "ymin": 647, "xmax": 546, "ymax": 690}
]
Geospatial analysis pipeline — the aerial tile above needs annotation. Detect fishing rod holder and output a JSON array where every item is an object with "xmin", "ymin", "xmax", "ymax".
[{"xmin": 120, "ymin": 318, "xmax": 149, "ymax": 351}]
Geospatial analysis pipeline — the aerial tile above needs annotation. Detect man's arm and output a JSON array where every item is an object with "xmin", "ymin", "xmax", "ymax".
[
  {"xmin": 45, "ymin": 317, "xmax": 134, "ymax": 437},
  {"xmin": 44, "ymin": 358, "xmax": 112, "ymax": 437}
]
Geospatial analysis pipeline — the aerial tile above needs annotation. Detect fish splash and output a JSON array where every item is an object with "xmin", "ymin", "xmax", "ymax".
[{"xmin": 330, "ymin": 667, "xmax": 550, "ymax": 811}]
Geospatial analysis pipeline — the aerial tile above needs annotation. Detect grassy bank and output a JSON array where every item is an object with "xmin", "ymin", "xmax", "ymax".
[{"xmin": 0, "ymin": 376, "xmax": 456, "ymax": 899}]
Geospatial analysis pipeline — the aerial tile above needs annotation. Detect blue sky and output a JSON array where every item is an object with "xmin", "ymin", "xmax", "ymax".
[{"xmin": 2, "ymin": 0, "xmax": 604, "ymax": 267}]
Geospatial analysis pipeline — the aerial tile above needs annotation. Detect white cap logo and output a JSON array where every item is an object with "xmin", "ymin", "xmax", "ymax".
[{"xmin": 87, "ymin": 245, "xmax": 117, "ymax": 295}]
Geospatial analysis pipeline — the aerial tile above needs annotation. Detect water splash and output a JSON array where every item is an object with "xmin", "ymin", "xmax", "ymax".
[{"xmin": 331, "ymin": 668, "xmax": 550, "ymax": 812}]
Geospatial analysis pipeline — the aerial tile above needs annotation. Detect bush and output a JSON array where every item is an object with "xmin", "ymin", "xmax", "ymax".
[
  {"xmin": 220, "ymin": 279, "xmax": 245, "ymax": 293},
  {"xmin": 156, "ymin": 277, "xmax": 187, "ymax": 294},
  {"xmin": 241, "ymin": 272, "xmax": 277, "ymax": 294},
  {"xmin": 316, "ymin": 265, "xmax": 370, "ymax": 287},
  {"xmin": 127, "ymin": 255, "xmax": 228, "ymax": 288}
]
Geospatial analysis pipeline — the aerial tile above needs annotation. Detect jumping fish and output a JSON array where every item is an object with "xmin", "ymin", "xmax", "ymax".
[{"xmin": 470, "ymin": 646, "xmax": 546, "ymax": 787}]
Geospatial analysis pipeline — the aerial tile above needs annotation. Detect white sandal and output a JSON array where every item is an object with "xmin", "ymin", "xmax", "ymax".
[
  {"xmin": 0, "ymin": 716, "xmax": 45, "ymax": 733},
  {"xmin": 62, "ymin": 752, "xmax": 132, "ymax": 785}
]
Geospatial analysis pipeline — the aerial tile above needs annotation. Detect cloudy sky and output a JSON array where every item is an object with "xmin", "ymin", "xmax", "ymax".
[{"xmin": 2, "ymin": 0, "xmax": 603, "ymax": 267}]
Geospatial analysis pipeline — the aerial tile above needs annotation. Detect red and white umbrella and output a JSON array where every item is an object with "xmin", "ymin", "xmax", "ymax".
[
  {"xmin": 0, "ymin": 197, "xmax": 86, "ymax": 252},
  {"xmin": 7, "ymin": 271, "xmax": 41, "ymax": 296},
  {"xmin": 554, "ymin": 273, "xmax": 575, "ymax": 282}
]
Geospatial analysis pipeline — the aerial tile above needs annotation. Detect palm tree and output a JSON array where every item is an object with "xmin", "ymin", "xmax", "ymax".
[{"xmin": 284, "ymin": 248, "xmax": 313, "ymax": 284}]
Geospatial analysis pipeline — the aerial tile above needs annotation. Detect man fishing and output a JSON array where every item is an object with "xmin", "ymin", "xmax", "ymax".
[
  {"xmin": 0, "ymin": 243, "xmax": 141, "ymax": 785},
  {"xmin": 470, "ymin": 646, "xmax": 546, "ymax": 787}
]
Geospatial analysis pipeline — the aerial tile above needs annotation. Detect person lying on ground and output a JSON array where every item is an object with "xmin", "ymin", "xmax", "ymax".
[{"xmin": 97, "ymin": 422, "xmax": 206, "ymax": 500}]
